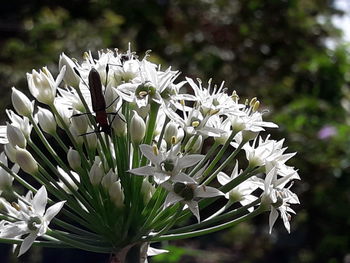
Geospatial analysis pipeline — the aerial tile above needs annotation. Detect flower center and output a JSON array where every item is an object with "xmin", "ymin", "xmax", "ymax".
[
  {"xmin": 136, "ymin": 82, "xmax": 156, "ymax": 99},
  {"xmin": 173, "ymin": 182, "xmax": 194, "ymax": 201},
  {"xmin": 28, "ymin": 216, "xmax": 42, "ymax": 231},
  {"xmin": 161, "ymin": 159, "xmax": 175, "ymax": 173}
]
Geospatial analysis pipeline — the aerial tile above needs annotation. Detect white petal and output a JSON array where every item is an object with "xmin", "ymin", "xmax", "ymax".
[
  {"xmin": 177, "ymin": 154, "xmax": 204, "ymax": 170},
  {"xmin": 153, "ymin": 172, "xmax": 171, "ymax": 185},
  {"xmin": 44, "ymin": 201, "xmax": 66, "ymax": 223},
  {"xmin": 163, "ymin": 192, "xmax": 183, "ymax": 208},
  {"xmin": 32, "ymin": 186, "xmax": 48, "ymax": 216},
  {"xmin": 128, "ymin": 166, "xmax": 155, "ymax": 176},
  {"xmin": 195, "ymin": 185, "xmax": 224, "ymax": 198},
  {"xmin": 139, "ymin": 144, "xmax": 160, "ymax": 165},
  {"xmin": 217, "ymin": 172, "xmax": 231, "ymax": 186},
  {"xmin": 18, "ymin": 232, "xmax": 37, "ymax": 257},
  {"xmin": 269, "ymin": 207, "xmax": 279, "ymax": 234},
  {"xmin": 172, "ymin": 173, "xmax": 196, "ymax": 183},
  {"xmin": 55, "ymin": 65, "xmax": 66, "ymax": 87},
  {"xmin": 186, "ymin": 200, "xmax": 200, "ymax": 222},
  {"xmin": 147, "ymin": 246, "xmax": 169, "ymax": 256}
]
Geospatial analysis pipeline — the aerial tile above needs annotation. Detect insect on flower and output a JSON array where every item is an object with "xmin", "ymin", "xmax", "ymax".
[{"xmin": 73, "ymin": 67, "xmax": 123, "ymax": 135}]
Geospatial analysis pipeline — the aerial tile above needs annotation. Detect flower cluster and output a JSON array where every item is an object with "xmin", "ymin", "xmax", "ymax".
[{"xmin": 0, "ymin": 47, "xmax": 300, "ymax": 261}]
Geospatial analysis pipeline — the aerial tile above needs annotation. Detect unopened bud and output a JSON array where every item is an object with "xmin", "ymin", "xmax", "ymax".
[
  {"xmin": 111, "ymin": 114, "xmax": 127, "ymax": 137},
  {"xmin": 15, "ymin": 146, "xmax": 38, "ymax": 174},
  {"xmin": 71, "ymin": 110, "xmax": 89, "ymax": 135},
  {"xmin": 7, "ymin": 123, "xmax": 26, "ymax": 148},
  {"xmin": 11, "ymin": 88, "xmax": 34, "ymax": 117},
  {"xmin": 37, "ymin": 106, "xmax": 56, "ymax": 135},
  {"xmin": 130, "ymin": 111, "xmax": 146, "ymax": 144},
  {"xmin": 109, "ymin": 180, "xmax": 124, "ymax": 208},
  {"xmin": 85, "ymin": 130, "xmax": 97, "ymax": 151},
  {"xmin": 4, "ymin": 143, "xmax": 16, "ymax": 163},
  {"xmin": 67, "ymin": 148, "xmax": 81, "ymax": 171},
  {"xmin": 141, "ymin": 179, "xmax": 155, "ymax": 203},
  {"xmin": 185, "ymin": 135, "xmax": 203, "ymax": 153},
  {"xmin": 89, "ymin": 157, "xmax": 104, "ymax": 186},
  {"xmin": 101, "ymin": 169, "xmax": 117, "ymax": 189},
  {"xmin": 164, "ymin": 122, "xmax": 178, "ymax": 145}
]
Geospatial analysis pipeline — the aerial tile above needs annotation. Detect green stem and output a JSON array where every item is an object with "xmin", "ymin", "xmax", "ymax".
[{"xmin": 150, "ymin": 206, "xmax": 264, "ymax": 241}]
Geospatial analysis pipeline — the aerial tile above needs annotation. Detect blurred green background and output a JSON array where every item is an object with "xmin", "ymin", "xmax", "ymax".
[{"xmin": 1, "ymin": 0, "xmax": 350, "ymax": 262}]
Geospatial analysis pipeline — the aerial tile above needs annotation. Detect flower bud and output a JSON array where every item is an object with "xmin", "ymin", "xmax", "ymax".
[
  {"xmin": 54, "ymin": 103, "xmax": 71, "ymax": 129},
  {"xmin": 109, "ymin": 180, "xmax": 124, "ymax": 208},
  {"xmin": 164, "ymin": 122, "xmax": 178, "ymax": 145},
  {"xmin": 70, "ymin": 126, "xmax": 84, "ymax": 146},
  {"xmin": 7, "ymin": 123, "xmax": 26, "ymax": 148},
  {"xmin": 37, "ymin": 107, "xmax": 56, "ymax": 135},
  {"xmin": 185, "ymin": 135, "xmax": 203, "ymax": 153},
  {"xmin": 101, "ymin": 169, "xmax": 117, "ymax": 189},
  {"xmin": 85, "ymin": 130, "xmax": 97, "ymax": 151},
  {"xmin": 27, "ymin": 68, "xmax": 56, "ymax": 105},
  {"xmin": 11, "ymin": 87, "xmax": 34, "ymax": 117},
  {"xmin": 111, "ymin": 114, "xmax": 127, "ymax": 137},
  {"xmin": 71, "ymin": 110, "xmax": 89, "ymax": 135},
  {"xmin": 0, "ymin": 152, "xmax": 15, "ymax": 191},
  {"xmin": 89, "ymin": 157, "xmax": 104, "ymax": 186},
  {"xmin": 4, "ymin": 143, "xmax": 17, "ymax": 163},
  {"xmin": 130, "ymin": 111, "xmax": 146, "ymax": 144},
  {"xmin": 67, "ymin": 148, "xmax": 81, "ymax": 171},
  {"xmin": 141, "ymin": 179, "xmax": 155, "ymax": 204},
  {"xmin": 15, "ymin": 146, "xmax": 38, "ymax": 174},
  {"xmin": 59, "ymin": 53, "xmax": 80, "ymax": 87}
]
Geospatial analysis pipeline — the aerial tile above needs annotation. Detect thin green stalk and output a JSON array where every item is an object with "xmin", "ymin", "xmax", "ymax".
[
  {"xmin": 141, "ymin": 102, "xmax": 160, "ymax": 166},
  {"xmin": 47, "ymin": 230, "xmax": 112, "ymax": 253},
  {"xmin": 202, "ymin": 141, "xmax": 245, "ymax": 185},
  {"xmin": 149, "ymin": 206, "xmax": 264, "ymax": 241},
  {"xmin": 189, "ymin": 141, "xmax": 219, "ymax": 177},
  {"xmin": 199, "ymin": 130, "xmax": 238, "ymax": 180},
  {"xmin": 0, "ymin": 162, "xmax": 36, "ymax": 192},
  {"xmin": 167, "ymin": 199, "xmax": 260, "ymax": 234}
]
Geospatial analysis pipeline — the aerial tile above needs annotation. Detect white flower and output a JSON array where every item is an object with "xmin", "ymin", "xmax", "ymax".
[
  {"xmin": 162, "ymin": 174, "xmax": 224, "ymax": 222},
  {"xmin": 27, "ymin": 66, "xmax": 65, "ymax": 105},
  {"xmin": 0, "ymin": 186, "xmax": 65, "ymax": 256},
  {"xmin": 217, "ymin": 161, "xmax": 262, "ymax": 211},
  {"xmin": 261, "ymin": 168, "xmax": 299, "ymax": 233},
  {"xmin": 129, "ymin": 144, "xmax": 204, "ymax": 184},
  {"xmin": 241, "ymin": 136, "xmax": 300, "ymax": 180},
  {"xmin": 59, "ymin": 53, "xmax": 80, "ymax": 87},
  {"xmin": 186, "ymin": 77, "xmax": 243, "ymax": 116}
]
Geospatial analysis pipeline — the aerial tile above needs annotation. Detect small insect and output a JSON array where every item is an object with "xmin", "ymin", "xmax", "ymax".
[
  {"xmin": 88, "ymin": 68, "xmax": 111, "ymax": 134},
  {"xmin": 73, "ymin": 67, "xmax": 122, "ymax": 135}
]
